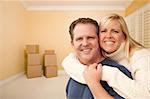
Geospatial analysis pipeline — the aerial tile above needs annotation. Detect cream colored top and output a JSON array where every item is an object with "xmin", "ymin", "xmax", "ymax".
[{"xmin": 62, "ymin": 46, "xmax": 150, "ymax": 98}]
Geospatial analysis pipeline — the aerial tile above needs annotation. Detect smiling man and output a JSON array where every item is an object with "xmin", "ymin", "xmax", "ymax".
[
  {"xmin": 63, "ymin": 16, "xmax": 136, "ymax": 99},
  {"xmin": 63, "ymin": 18, "xmax": 127, "ymax": 99},
  {"xmin": 66, "ymin": 18, "xmax": 112, "ymax": 99},
  {"xmin": 70, "ymin": 18, "xmax": 102, "ymax": 66}
]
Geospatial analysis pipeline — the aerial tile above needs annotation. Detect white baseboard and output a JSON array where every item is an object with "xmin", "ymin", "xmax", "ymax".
[
  {"xmin": 0, "ymin": 72, "xmax": 25, "ymax": 88},
  {"xmin": 0, "ymin": 70, "xmax": 66, "ymax": 88},
  {"xmin": 0, "ymin": 70, "xmax": 66, "ymax": 87}
]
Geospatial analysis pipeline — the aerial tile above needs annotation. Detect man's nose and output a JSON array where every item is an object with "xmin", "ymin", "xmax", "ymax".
[{"xmin": 82, "ymin": 39, "xmax": 88, "ymax": 46}]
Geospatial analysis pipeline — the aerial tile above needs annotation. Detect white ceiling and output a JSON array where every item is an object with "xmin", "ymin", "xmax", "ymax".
[{"xmin": 21, "ymin": 0, "xmax": 133, "ymax": 11}]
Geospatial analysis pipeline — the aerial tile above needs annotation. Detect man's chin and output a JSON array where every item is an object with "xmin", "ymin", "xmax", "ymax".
[
  {"xmin": 81, "ymin": 54, "xmax": 91, "ymax": 58},
  {"xmin": 79, "ymin": 56, "xmax": 91, "ymax": 63}
]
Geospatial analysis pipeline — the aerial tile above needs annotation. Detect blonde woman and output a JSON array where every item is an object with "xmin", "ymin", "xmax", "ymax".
[{"xmin": 62, "ymin": 14, "xmax": 150, "ymax": 99}]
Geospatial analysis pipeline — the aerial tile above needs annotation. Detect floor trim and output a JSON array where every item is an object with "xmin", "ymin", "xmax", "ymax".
[
  {"xmin": 0, "ymin": 72, "xmax": 25, "ymax": 88},
  {"xmin": 0, "ymin": 70, "xmax": 66, "ymax": 88}
]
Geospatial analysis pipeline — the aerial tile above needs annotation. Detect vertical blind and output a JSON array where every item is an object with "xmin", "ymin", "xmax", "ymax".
[
  {"xmin": 144, "ymin": 9, "xmax": 150, "ymax": 47},
  {"xmin": 125, "ymin": 3, "xmax": 150, "ymax": 48}
]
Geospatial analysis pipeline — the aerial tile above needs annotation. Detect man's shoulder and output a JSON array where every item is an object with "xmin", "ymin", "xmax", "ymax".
[
  {"xmin": 100, "ymin": 58, "xmax": 119, "ymax": 66},
  {"xmin": 66, "ymin": 78, "xmax": 94, "ymax": 99},
  {"xmin": 100, "ymin": 58, "xmax": 133, "ymax": 79}
]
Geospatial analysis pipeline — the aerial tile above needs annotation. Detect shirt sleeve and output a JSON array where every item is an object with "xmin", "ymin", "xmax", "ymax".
[
  {"xmin": 62, "ymin": 53, "xmax": 86, "ymax": 84},
  {"xmin": 102, "ymin": 55, "xmax": 150, "ymax": 98}
]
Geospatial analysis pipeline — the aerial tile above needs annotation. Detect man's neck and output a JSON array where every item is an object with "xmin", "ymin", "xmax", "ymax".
[
  {"xmin": 80, "ymin": 53, "xmax": 105, "ymax": 66},
  {"xmin": 90, "ymin": 53, "xmax": 104, "ymax": 65}
]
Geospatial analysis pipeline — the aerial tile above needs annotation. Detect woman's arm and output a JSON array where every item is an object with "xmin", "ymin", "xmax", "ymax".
[
  {"xmin": 102, "ymin": 55, "xmax": 150, "ymax": 98},
  {"xmin": 83, "ymin": 63, "xmax": 114, "ymax": 99},
  {"xmin": 62, "ymin": 52, "xmax": 150, "ymax": 98},
  {"xmin": 62, "ymin": 53, "xmax": 86, "ymax": 83}
]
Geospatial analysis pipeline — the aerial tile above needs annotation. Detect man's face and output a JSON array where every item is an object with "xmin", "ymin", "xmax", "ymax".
[{"xmin": 71, "ymin": 23, "xmax": 100, "ymax": 65}]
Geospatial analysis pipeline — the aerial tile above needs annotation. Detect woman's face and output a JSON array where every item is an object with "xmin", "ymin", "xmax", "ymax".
[{"xmin": 99, "ymin": 20, "xmax": 125, "ymax": 54}]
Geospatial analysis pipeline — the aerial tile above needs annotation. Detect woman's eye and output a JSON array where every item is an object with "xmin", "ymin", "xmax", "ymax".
[
  {"xmin": 114, "ymin": 31, "xmax": 119, "ymax": 33},
  {"xmin": 100, "ymin": 30, "xmax": 106, "ymax": 33}
]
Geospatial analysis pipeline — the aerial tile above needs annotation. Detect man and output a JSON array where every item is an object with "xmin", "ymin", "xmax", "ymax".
[{"xmin": 63, "ymin": 18, "xmax": 132, "ymax": 99}]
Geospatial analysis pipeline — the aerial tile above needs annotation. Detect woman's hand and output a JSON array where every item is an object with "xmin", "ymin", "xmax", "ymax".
[
  {"xmin": 83, "ymin": 63, "xmax": 114, "ymax": 99},
  {"xmin": 83, "ymin": 63, "xmax": 102, "ymax": 85}
]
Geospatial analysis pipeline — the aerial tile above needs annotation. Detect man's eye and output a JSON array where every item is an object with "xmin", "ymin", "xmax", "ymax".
[
  {"xmin": 76, "ymin": 38, "xmax": 82, "ymax": 41},
  {"xmin": 88, "ymin": 37, "xmax": 94, "ymax": 39}
]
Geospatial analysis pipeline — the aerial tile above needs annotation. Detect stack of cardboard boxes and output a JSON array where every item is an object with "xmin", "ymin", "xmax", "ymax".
[
  {"xmin": 26, "ymin": 45, "xmax": 43, "ymax": 78},
  {"xmin": 43, "ymin": 50, "xmax": 57, "ymax": 78}
]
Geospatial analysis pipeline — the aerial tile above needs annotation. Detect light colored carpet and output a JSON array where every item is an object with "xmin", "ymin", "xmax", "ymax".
[{"xmin": 0, "ymin": 70, "xmax": 69, "ymax": 99}]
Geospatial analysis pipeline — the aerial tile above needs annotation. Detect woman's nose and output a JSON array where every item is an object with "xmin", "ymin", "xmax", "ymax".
[{"xmin": 105, "ymin": 32, "xmax": 112, "ymax": 38}]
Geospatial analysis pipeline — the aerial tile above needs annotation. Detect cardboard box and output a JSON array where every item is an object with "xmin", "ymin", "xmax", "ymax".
[
  {"xmin": 45, "ymin": 50, "xmax": 55, "ymax": 54},
  {"xmin": 44, "ymin": 66, "xmax": 57, "ymax": 78},
  {"xmin": 44, "ymin": 54, "xmax": 57, "ymax": 66},
  {"xmin": 27, "ymin": 54, "xmax": 41, "ymax": 66},
  {"xmin": 27, "ymin": 65, "xmax": 43, "ymax": 78},
  {"xmin": 26, "ymin": 45, "xmax": 39, "ymax": 54}
]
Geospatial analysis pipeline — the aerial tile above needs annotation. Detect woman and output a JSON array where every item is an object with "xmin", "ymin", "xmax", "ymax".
[{"xmin": 62, "ymin": 14, "xmax": 150, "ymax": 98}]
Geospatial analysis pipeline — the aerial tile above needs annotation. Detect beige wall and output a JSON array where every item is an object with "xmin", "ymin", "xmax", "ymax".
[
  {"xmin": 26, "ymin": 11, "xmax": 124, "ymax": 70},
  {"xmin": 0, "ymin": 1, "xmax": 124, "ymax": 80},
  {"xmin": 0, "ymin": 1, "xmax": 27, "ymax": 80},
  {"xmin": 0, "ymin": 1, "xmax": 4, "ymax": 79}
]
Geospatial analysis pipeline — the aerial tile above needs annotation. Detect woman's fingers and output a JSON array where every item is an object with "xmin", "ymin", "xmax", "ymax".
[
  {"xmin": 83, "ymin": 63, "xmax": 102, "ymax": 84},
  {"xmin": 88, "ymin": 63, "xmax": 98, "ymax": 70},
  {"xmin": 97, "ymin": 64, "xmax": 102, "ymax": 71}
]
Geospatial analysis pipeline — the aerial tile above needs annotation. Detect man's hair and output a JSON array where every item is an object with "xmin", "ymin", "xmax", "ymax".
[{"xmin": 69, "ymin": 18, "xmax": 99, "ymax": 41}]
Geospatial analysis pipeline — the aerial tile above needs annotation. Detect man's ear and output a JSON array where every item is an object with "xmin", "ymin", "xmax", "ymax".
[
  {"xmin": 71, "ymin": 40, "xmax": 74, "ymax": 49},
  {"xmin": 71, "ymin": 41, "xmax": 74, "ymax": 48}
]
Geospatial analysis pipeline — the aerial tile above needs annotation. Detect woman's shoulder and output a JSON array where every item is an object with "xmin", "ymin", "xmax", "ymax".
[
  {"xmin": 132, "ymin": 48, "xmax": 150, "ymax": 60},
  {"xmin": 135, "ymin": 48, "xmax": 150, "ymax": 54}
]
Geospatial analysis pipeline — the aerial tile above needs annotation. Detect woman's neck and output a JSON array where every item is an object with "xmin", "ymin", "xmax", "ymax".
[{"xmin": 104, "ymin": 43, "xmax": 126, "ymax": 61}]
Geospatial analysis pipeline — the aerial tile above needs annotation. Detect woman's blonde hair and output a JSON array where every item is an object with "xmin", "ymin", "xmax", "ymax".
[{"xmin": 99, "ymin": 13, "xmax": 144, "ymax": 58}]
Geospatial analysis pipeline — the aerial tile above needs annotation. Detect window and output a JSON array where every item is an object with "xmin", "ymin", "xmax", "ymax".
[{"xmin": 125, "ymin": 3, "xmax": 150, "ymax": 48}]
